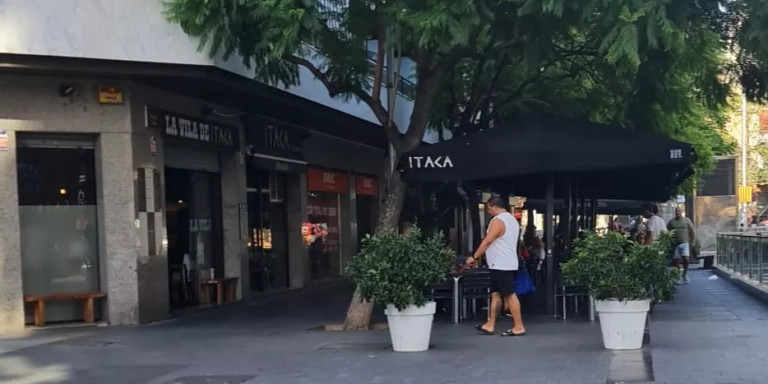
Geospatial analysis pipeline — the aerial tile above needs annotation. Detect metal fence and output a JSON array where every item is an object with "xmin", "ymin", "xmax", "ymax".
[{"xmin": 716, "ymin": 233, "xmax": 768, "ymax": 284}]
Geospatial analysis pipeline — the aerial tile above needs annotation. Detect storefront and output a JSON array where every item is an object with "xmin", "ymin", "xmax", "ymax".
[
  {"xmin": 0, "ymin": 77, "xmax": 144, "ymax": 330},
  {"xmin": 0, "ymin": 73, "xmax": 383, "ymax": 332},
  {"xmin": 144, "ymin": 106, "xmax": 240, "ymax": 311},
  {"xmin": 245, "ymin": 117, "xmax": 386, "ymax": 289},
  {"xmin": 245, "ymin": 117, "xmax": 307, "ymax": 292}
]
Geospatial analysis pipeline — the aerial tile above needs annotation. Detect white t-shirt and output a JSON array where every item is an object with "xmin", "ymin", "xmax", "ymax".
[
  {"xmin": 486, "ymin": 212, "xmax": 519, "ymax": 271},
  {"xmin": 646, "ymin": 215, "xmax": 667, "ymax": 242}
]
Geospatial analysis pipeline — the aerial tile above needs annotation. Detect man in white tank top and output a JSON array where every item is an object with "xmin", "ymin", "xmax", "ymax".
[{"xmin": 466, "ymin": 197, "xmax": 526, "ymax": 337}]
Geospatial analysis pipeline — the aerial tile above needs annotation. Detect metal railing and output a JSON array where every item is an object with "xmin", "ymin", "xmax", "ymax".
[{"xmin": 716, "ymin": 233, "xmax": 768, "ymax": 284}]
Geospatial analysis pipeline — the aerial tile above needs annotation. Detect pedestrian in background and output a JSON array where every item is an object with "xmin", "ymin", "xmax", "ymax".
[{"xmin": 667, "ymin": 206, "xmax": 696, "ymax": 284}]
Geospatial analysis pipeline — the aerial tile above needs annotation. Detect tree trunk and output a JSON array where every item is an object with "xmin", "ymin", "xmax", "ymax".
[
  {"xmin": 342, "ymin": 286, "xmax": 375, "ymax": 331},
  {"xmin": 375, "ymin": 173, "xmax": 408, "ymax": 233},
  {"xmin": 343, "ymin": 173, "xmax": 407, "ymax": 330}
]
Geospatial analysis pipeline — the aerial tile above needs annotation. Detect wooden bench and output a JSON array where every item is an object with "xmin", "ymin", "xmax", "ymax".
[
  {"xmin": 24, "ymin": 292, "xmax": 106, "ymax": 327},
  {"xmin": 200, "ymin": 278, "xmax": 239, "ymax": 305}
]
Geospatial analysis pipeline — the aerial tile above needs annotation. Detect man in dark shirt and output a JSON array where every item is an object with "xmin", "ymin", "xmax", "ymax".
[{"xmin": 667, "ymin": 207, "xmax": 696, "ymax": 284}]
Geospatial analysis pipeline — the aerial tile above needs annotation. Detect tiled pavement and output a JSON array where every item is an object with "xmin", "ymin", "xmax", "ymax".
[{"xmin": 2, "ymin": 269, "xmax": 767, "ymax": 384}]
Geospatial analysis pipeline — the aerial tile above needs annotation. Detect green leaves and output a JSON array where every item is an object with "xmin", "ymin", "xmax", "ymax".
[
  {"xmin": 346, "ymin": 227, "xmax": 455, "ymax": 311},
  {"xmin": 561, "ymin": 232, "xmax": 677, "ymax": 302},
  {"xmin": 735, "ymin": 0, "xmax": 768, "ymax": 102},
  {"xmin": 601, "ymin": 22, "xmax": 640, "ymax": 68},
  {"xmin": 165, "ymin": 0, "xmax": 739, "ymax": 194},
  {"xmin": 165, "ymin": 0, "xmax": 323, "ymax": 86}
]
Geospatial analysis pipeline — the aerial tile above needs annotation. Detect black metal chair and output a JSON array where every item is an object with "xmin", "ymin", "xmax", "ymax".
[
  {"xmin": 426, "ymin": 277, "xmax": 453, "ymax": 301},
  {"xmin": 425, "ymin": 276, "xmax": 455, "ymax": 317},
  {"xmin": 553, "ymin": 277, "xmax": 590, "ymax": 320},
  {"xmin": 460, "ymin": 268, "xmax": 492, "ymax": 320}
]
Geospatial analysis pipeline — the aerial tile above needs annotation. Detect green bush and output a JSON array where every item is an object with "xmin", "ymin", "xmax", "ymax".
[
  {"xmin": 346, "ymin": 227, "xmax": 455, "ymax": 311},
  {"xmin": 561, "ymin": 232, "xmax": 678, "ymax": 302}
]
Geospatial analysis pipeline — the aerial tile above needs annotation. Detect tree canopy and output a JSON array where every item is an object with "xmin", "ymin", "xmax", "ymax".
[
  {"xmin": 165, "ymin": 0, "xmax": 750, "ymax": 183},
  {"xmin": 165, "ymin": 0, "xmax": 768, "ymax": 330}
]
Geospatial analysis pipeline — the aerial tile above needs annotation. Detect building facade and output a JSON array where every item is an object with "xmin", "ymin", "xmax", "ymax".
[
  {"xmin": 0, "ymin": 71, "xmax": 385, "ymax": 332},
  {"xmin": 0, "ymin": 0, "xmax": 396, "ymax": 333}
]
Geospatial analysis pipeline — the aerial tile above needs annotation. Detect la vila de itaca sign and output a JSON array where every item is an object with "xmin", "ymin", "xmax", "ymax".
[{"xmin": 145, "ymin": 106, "xmax": 239, "ymax": 149}]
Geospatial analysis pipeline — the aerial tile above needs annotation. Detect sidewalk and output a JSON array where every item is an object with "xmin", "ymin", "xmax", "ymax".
[
  {"xmin": 2, "ymin": 269, "xmax": 767, "ymax": 384},
  {"xmin": 649, "ymin": 269, "xmax": 768, "ymax": 384}
]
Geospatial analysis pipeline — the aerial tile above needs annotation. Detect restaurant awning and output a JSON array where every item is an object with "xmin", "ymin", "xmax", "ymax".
[
  {"xmin": 398, "ymin": 114, "xmax": 696, "ymax": 201},
  {"xmin": 399, "ymin": 113, "xmax": 697, "ymax": 316}
]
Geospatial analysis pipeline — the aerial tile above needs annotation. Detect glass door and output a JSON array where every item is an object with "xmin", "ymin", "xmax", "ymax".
[
  {"xmin": 17, "ymin": 141, "xmax": 100, "ymax": 323},
  {"xmin": 166, "ymin": 167, "xmax": 223, "ymax": 310}
]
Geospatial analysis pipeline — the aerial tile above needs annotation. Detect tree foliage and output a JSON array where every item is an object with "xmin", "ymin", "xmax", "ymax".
[
  {"xmin": 164, "ymin": 1, "xmax": 741, "ymax": 176},
  {"xmin": 732, "ymin": 0, "xmax": 768, "ymax": 102},
  {"xmin": 430, "ymin": 1, "xmax": 738, "ymax": 184},
  {"xmin": 164, "ymin": 0, "xmax": 762, "ymax": 327}
]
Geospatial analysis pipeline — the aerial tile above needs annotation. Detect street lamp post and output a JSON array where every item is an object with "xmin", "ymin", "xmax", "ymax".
[{"xmin": 741, "ymin": 91, "xmax": 748, "ymax": 228}]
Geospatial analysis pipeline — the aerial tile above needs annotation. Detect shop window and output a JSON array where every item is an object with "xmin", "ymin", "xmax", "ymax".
[
  {"xmin": 16, "ymin": 142, "xmax": 100, "ymax": 323},
  {"xmin": 306, "ymin": 193, "xmax": 341, "ymax": 279},
  {"xmin": 305, "ymin": 168, "xmax": 348, "ymax": 280},
  {"xmin": 247, "ymin": 169, "xmax": 290, "ymax": 292}
]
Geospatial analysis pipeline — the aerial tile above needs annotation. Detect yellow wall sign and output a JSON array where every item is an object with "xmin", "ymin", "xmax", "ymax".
[
  {"xmin": 98, "ymin": 86, "xmax": 123, "ymax": 104},
  {"xmin": 738, "ymin": 186, "xmax": 753, "ymax": 203}
]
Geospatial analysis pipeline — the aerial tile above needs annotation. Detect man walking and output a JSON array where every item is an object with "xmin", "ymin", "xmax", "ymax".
[
  {"xmin": 668, "ymin": 206, "xmax": 696, "ymax": 284},
  {"xmin": 466, "ymin": 197, "xmax": 526, "ymax": 337}
]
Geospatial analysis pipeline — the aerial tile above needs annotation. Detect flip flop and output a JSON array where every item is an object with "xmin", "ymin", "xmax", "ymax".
[
  {"xmin": 475, "ymin": 324, "xmax": 494, "ymax": 335},
  {"xmin": 500, "ymin": 330, "xmax": 526, "ymax": 337}
]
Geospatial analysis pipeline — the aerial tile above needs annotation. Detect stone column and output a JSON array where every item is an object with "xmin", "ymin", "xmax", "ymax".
[
  {"xmin": 97, "ymin": 133, "xmax": 140, "ymax": 325},
  {"xmin": 0, "ymin": 130, "xmax": 25, "ymax": 334},
  {"xmin": 220, "ymin": 149, "xmax": 247, "ymax": 299}
]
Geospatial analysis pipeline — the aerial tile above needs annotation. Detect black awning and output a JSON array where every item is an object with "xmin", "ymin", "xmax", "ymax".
[{"xmin": 399, "ymin": 114, "xmax": 696, "ymax": 200}]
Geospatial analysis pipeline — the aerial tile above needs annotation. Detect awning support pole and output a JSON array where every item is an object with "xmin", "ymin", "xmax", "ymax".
[
  {"xmin": 563, "ymin": 177, "xmax": 573, "ymax": 254},
  {"xmin": 545, "ymin": 173, "xmax": 555, "ymax": 315}
]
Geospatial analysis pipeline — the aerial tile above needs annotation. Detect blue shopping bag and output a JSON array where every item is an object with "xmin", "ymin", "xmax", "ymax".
[{"xmin": 516, "ymin": 268, "xmax": 536, "ymax": 296}]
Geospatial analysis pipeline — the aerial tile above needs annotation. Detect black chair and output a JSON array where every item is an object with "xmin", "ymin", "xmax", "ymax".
[
  {"xmin": 553, "ymin": 277, "xmax": 590, "ymax": 320},
  {"xmin": 426, "ymin": 277, "xmax": 453, "ymax": 301},
  {"xmin": 460, "ymin": 268, "xmax": 492, "ymax": 320},
  {"xmin": 425, "ymin": 276, "xmax": 454, "ymax": 317}
]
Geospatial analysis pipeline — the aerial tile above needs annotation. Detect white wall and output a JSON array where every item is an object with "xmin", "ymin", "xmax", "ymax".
[{"xmin": 0, "ymin": 0, "xmax": 417, "ymax": 133}]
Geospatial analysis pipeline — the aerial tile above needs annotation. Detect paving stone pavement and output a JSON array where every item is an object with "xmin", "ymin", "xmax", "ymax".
[{"xmin": 1, "ymin": 269, "xmax": 767, "ymax": 384}]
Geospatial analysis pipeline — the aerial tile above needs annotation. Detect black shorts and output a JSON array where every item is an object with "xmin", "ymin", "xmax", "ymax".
[{"xmin": 489, "ymin": 269, "xmax": 517, "ymax": 295}]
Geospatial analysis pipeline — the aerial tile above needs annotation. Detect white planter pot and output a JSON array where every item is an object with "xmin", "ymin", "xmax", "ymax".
[
  {"xmin": 595, "ymin": 299, "xmax": 650, "ymax": 350},
  {"xmin": 384, "ymin": 301, "xmax": 436, "ymax": 352}
]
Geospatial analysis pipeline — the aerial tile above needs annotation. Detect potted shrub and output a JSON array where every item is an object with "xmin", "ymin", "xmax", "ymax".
[
  {"xmin": 561, "ymin": 232, "xmax": 677, "ymax": 350},
  {"xmin": 347, "ymin": 227, "xmax": 455, "ymax": 352}
]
